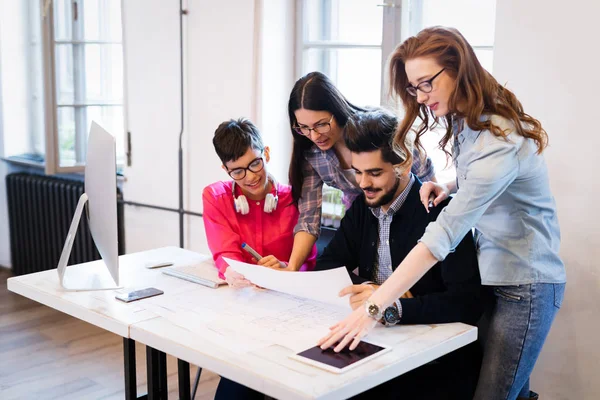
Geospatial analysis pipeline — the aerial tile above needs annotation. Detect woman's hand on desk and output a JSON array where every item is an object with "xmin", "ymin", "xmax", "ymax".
[
  {"xmin": 224, "ymin": 268, "xmax": 253, "ymax": 289},
  {"xmin": 317, "ymin": 307, "xmax": 378, "ymax": 353}
]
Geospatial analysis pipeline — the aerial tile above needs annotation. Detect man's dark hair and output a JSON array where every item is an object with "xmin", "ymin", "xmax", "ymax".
[
  {"xmin": 212, "ymin": 118, "xmax": 264, "ymax": 164},
  {"xmin": 344, "ymin": 108, "xmax": 409, "ymax": 164}
]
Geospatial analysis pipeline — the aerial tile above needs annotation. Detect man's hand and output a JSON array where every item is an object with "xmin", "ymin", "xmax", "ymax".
[
  {"xmin": 339, "ymin": 284, "xmax": 380, "ymax": 310},
  {"xmin": 224, "ymin": 268, "xmax": 252, "ymax": 289}
]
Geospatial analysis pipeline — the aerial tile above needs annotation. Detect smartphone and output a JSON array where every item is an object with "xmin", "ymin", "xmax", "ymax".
[
  {"xmin": 115, "ymin": 287, "xmax": 164, "ymax": 303},
  {"xmin": 289, "ymin": 340, "xmax": 391, "ymax": 374}
]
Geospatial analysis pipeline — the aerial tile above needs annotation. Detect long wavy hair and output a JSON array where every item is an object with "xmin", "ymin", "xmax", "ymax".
[
  {"xmin": 389, "ymin": 26, "xmax": 548, "ymax": 170},
  {"xmin": 288, "ymin": 72, "xmax": 365, "ymax": 204}
]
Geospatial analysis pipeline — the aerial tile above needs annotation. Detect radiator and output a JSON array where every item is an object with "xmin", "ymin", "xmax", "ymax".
[{"xmin": 5, "ymin": 173, "xmax": 125, "ymax": 275}]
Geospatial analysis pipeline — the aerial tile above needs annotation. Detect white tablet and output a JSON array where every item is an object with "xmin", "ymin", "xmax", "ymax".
[{"xmin": 289, "ymin": 340, "xmax": 392, "ymax": 374}]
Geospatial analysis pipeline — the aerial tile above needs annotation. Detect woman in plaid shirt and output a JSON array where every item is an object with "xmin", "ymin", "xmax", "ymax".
[{"xmin": 282, "ymin": 72, "xmax": 436, "ymax": 271}]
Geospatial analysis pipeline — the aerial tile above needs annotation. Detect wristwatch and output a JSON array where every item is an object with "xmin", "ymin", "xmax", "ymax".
[
  {"xmin": 364, "ymin": 300, "xmax": 383, "ymax": 320},
  {"xmin": 383, "ymin": 304, "xmax": 401, "ymax": 326}
]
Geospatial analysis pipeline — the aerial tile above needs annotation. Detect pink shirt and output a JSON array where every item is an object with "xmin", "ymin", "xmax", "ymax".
[{"xmin": 202, "ymin": 180, "xmax": 317, "ymax": 277}]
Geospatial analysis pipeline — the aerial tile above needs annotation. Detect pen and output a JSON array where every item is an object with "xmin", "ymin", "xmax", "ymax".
[
  {"xmin": 241, "ymin": 242, "xmax": 263, "ymax": 260},
  {"xmin": 428, "ymin": 193, "xmax": 435, "ymax": 209}
]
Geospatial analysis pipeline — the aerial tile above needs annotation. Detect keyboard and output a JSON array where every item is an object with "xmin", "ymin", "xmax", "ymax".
[{"xmin": 162, "ymin": 261, "xmax": 226, "ymax": 289}]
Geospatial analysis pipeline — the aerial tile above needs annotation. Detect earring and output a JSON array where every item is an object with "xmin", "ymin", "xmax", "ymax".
[{"xmin": 394, "ymin": 167, "xmax": 403, "ymax": 179}]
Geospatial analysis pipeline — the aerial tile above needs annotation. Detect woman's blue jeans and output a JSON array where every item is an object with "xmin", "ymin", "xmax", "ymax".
[{"xmin": 474, "ymin": 283, "xmax": 565, "ymax": 400}]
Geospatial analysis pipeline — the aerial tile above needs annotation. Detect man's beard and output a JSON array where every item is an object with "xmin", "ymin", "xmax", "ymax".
[{"xmin": 364, "ymin": 177, "xmax": 400, "ymax": 209}]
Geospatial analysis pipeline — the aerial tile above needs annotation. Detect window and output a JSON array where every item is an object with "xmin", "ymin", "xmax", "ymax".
[
  {"xmin": 7, "ymin": 0, "xmax": 125, "ymax": 174},
  {"xmin": 298, "ymin": 0, "xmax": 496, "ymax": 222},
  {"xmin": 298, "ymin": 0, "xmax": 384, "ymax": 107}
]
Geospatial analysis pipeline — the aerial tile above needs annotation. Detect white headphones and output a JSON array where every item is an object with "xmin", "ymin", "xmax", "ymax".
[{"xmin": 232, "ymin": 177, "xmax": 278, "ymax": 215}]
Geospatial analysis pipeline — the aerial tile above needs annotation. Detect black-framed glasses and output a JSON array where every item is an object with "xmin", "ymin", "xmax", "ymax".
[
  {"xmin": 227, "ymin": 156, "xmax": 265, "ymax": 180},
  {"xmin": 293, "ymin": 114, "xmax": 334, "ymax": 136},
  {"xmin": 406, "ymin": 68, "xmax": 445, "ymax": 97}
]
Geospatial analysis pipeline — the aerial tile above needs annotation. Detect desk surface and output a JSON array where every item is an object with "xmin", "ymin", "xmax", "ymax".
[
  {"xmin": 130, "ymin": 283, "xmax": 477, "ymax": 400},
  {"xmin": 8, "ymin": 247, "xmax": 477, "ymax": 399},
  {"xmin": 7, "ymin": 246, "xmax": 207, "ymax": 337}
]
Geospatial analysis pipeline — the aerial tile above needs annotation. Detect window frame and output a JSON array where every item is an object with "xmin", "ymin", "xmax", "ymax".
[
  {"xmin": 296, "ymin": 0, "xmax": 415, "ymax": 111},
  {"xmin": 35, "ymin": 0, "xmax": 126, "ymax": 175},
  {"xmin": 295, "ymin": 0, "xmax": 385, "ymax": 102}
]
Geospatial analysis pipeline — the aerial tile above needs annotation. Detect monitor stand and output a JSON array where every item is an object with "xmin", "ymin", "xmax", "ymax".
[{"xmin": 57, "ymin": 193, "xmax": 122, "ymax": 291}]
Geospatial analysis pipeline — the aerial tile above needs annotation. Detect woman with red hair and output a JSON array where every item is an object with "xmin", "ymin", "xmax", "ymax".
[{"xmin": 319, "ymin": 26, "xmax": 565, "ymax": 400}]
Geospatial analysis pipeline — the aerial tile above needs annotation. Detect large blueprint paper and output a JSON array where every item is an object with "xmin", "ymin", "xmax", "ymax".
[
  {"xmin": 144, "ymin": 287, "xmax": 354, "ymax": 354},
  {"xmin": 224, "ymin": 257, "xmax": 353, "ymax": 310}
]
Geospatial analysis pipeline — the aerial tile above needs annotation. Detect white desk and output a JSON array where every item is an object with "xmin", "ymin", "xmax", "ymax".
[
  {"xmin": 8, "ymin": 247, "xmax": 477, "ymax": 400},
  {"xmin": 7, "ymin": 246, "xmax": 207, "ymax": 399},
  {"xmin": 130, "ymin": 283, "xmax": 477, "ymax": 400},
  {"xmin": 7, "ymin": 246, "xmax": 206, "ymax": 337}
]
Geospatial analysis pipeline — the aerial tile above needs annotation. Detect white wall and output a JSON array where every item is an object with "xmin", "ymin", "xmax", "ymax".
[
  {"xmin": 0, "ymin": 0, "xmax": 33, "ymax": 268},
  {"xmin": 0, "ymin": 0, "xmax": 32, "ymax": 157},
  {"xmin": 122, "ymin": 0, "xmax": 295, "ymax": 255},
  {"xmin": 258, "ymin": 0, "xmax": 296, "ymax": 184},
  {"xmin": 185, "ymin": 0, "xmax": 257, "ymax": 254},
  {"xmin": 121, "ymin": 0, "xmax": 188, "ymax": 253},
  {"xmin": 494, "ymin": 1, "xmax": 600, "ymax": 398},
  {"xmin": 0, "ymin": 3, "xmax": 8, "ymax": 268},
  {"xmin": 0, "ymin": 80, "xmax": 9, "ymax": 266}
]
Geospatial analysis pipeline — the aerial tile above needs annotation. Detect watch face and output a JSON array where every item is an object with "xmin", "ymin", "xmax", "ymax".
[
  {"xmin": 384, "ymin": 306, "xmax": 399, "ymax": 324},
  {"xmin": 368, "ymin": 303, "xmax": 379, "ymax": 317}
]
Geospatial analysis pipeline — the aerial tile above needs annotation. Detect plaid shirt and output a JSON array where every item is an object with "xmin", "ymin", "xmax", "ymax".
[
  {"xmin": 370, "ymin": 174, "xmax": 415, "ymax": 284},
  {"xmin": 295, "ymin": 146, "xmax": 434, "ymax": 237}
]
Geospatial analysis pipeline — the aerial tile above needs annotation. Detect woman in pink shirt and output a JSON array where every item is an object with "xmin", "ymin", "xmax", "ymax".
[{"xmin": 202, "ymin": 118, "xmax": 317, "ymax": 287}]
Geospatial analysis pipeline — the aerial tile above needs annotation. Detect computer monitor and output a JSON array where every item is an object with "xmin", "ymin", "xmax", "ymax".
[{"xmin": 57, "ymin": 121, "xmax": 121, "ymax": 291}]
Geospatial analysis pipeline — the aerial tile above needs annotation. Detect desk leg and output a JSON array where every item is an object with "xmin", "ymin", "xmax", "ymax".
[
  {"xmin": 123, "ymin": 338, "xmax": 144, "ymax": 400},
  {"xmin": 158, "ymin": 350, "xmax": 167, "ymax": 398},
  {"xmin": 177, "ymin": 359, "xmax": 191, "ymax": 400},
  {"xmin": 191, "ymin": 367, "xmax": 202, "ymax": 400},
  {"xmin": 146, "ymin": 346, "xmax": 167, "ymax": 399}
]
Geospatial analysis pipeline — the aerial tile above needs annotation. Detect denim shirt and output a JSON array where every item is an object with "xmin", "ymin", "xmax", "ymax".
[{"xmin": 420, "ymin": 115, "xmax": 566, "ymax": 285}]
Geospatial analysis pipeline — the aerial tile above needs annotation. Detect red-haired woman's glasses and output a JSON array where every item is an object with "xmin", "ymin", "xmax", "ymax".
[{"xmin": 406, "ymin": 68, "xmax": 445, "ymax": 97}]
